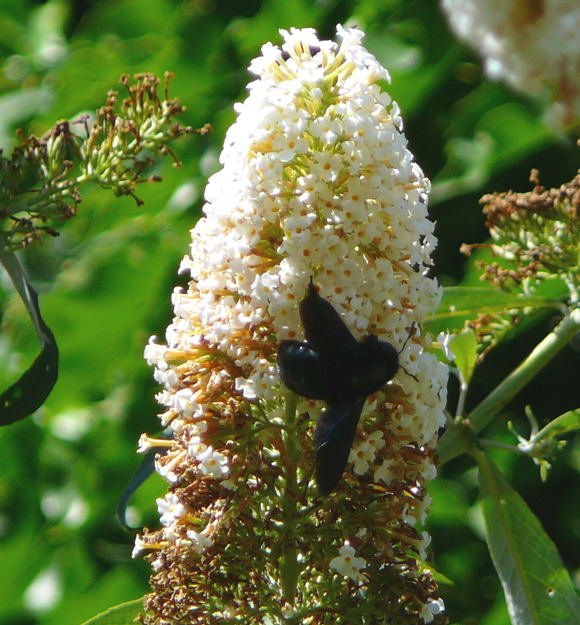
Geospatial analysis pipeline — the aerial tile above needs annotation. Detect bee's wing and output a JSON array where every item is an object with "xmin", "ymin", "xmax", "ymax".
[
  {"xmin": 277, "ymin": 340, "xmax": 333, "ymax": 400},
  {"xmin": 314, "ymin": 397, "xmax": 365, "ymax": 495},
  {"xmin": 299, "ymin": 280, "xmax": 359, "ymax": 355}
]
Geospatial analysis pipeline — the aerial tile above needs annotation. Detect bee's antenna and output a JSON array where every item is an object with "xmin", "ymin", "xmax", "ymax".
[
  {"xmin": 399, "ymin": 363, "xmax": 418, "ymax": 382},
  {"xmin": 398, "ymin": 322, "xmax": 416, "ymax": 356},
  {"xmin": 399, "ymin": 322, "xmax": 418, "ymax": 381}
]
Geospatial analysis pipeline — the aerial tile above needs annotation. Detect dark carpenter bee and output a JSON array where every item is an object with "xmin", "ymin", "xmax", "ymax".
[{"xmin": 277, "ymin": 278, "xmax": 401, "ymax": 495}]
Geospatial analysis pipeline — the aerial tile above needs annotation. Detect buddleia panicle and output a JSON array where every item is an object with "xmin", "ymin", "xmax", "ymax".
[{"xmin": 137, "ymin": 26, "xmax": 448, "ymax": 625}]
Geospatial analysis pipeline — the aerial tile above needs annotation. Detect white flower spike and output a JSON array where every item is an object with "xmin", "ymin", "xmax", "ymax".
[{"xmin": 137, "ymin": 26, "xmax": 447, "ymax": 625}]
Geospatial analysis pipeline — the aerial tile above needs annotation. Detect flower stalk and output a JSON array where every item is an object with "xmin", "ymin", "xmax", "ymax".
[
  {"xmin": 439, "ymin": 305, "xmax": 580, "ymax": 465},
  {"xmin": 280, "ymin": 392, "xmax": 301, "ymax": 602}
]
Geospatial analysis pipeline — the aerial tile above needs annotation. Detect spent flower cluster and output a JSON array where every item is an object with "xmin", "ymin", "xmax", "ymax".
[
  {"xmin": 456, "ymin": 166, "xmax": 579, "ymax": 358},
  {"xmin": 463, "ymin": 168, "xmax": 579, "ymax": 300},
  {"xmin": 138, "ymin": 26, "xmax": 448, "ymax": 625},
  {"xmin": 0, "ymin": 72, "xmax": 193, "ymax": 250}
]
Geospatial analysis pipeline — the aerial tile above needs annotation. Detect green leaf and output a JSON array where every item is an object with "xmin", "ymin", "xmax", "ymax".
[
  {"xmin": 78, "ymin": 598, "xmax": 144, "ymax": 625},
  {"xmin": 533, "ymin": 409, "xmax": 580, "ymax": 444},
  {"xmin": 424, "ymin": 286, "xmax": 564, "ymax": 336},
  {"xmin": 448, "ymin": 330, "xmax": 478, "ymax": 385},
  {"xmin": 0, "ymin": 245, "xmax": 58, "ymax": 425},
  {"xmin": 477, "ymin": 452, "xmax": 580, "ymax": 625},
  {"xmin": 436, "ymin": 287, "xmax": 562, "ymax": 321}
]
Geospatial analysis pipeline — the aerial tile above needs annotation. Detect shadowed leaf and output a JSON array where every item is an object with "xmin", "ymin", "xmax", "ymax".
[
  {"xmin": 0, "ymin": 246, "xmax": 58, "ymax": 425},
  {"xmin": 477, "ymin": 452, "xmax": 580, "ymax": 625}
]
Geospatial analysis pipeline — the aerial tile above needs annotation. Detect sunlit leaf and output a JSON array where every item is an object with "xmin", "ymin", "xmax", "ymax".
[
  {"xmin": 78, "ymin": 598, "xmax": 144, "ymax": 625},
  {"xmin": 436, "ymin": 287, "xmax": 561, "ymax": 320},
  {"xmin": 448, "ymin": 329, "xmax": 478, "ymax": 384},
  {"xmin": 424, "ymin": 286, "xmax": 564, "ymax": 335}
]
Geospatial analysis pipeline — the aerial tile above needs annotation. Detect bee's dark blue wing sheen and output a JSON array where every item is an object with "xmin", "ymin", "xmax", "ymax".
[
  {"xmin": 314, "ymin": 397, "xmax": 366, "ymax": 496},
  {"xmin": 277, "ymin": 340, "xmax": 334, "ymax": 400},
  {"xmin": 299, "ymin": 279, "xmax": 359, "ymax": 356}
]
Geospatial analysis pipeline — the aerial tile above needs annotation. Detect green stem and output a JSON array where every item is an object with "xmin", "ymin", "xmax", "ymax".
[
  {"xmin": 438, "ymin": 306, "xmax": 580, "ymax": 465},
  {"xmin": 479, "ymin": 438, "xmax": 527, "ymax": 455},
  {"xmin": 280, "ymin": 392, "xmax": 301, "ymax": 603},
  {"xmin": 455, "ymin": 380, "xmax": 468, "ymax": 418}
]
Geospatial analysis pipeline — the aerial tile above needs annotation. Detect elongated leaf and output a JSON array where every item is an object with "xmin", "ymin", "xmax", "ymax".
[
  {"xmin": 79, "ymin": 598, "xmax": 143, "ymax": 625},
  {"xmin": 534, "ymin": 409, "xmax": 580, "ymax": 444},
  {"xmin": 436, "ymin": 287, "xmax": 562, "ymax": 320},
  {"xmin": 424, "ymin": 287, "xmax": 564, "ymax": 337},
  {"xmin": 0, "ymin": 246, "xmax": 58, "ymax": 425},
  {"xmin": 477, "ymin": 453, "xmax": 580, "ymax": 625}
]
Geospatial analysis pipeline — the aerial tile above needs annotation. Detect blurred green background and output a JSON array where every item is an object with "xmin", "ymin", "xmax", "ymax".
[{"xmin": 0, "ymin": 1, "xmax": 578, "ymax": 624}]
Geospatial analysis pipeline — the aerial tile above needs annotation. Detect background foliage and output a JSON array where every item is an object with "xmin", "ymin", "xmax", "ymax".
[{"xmin": 0, "ymin": 1, "xmax": 577, "ymax": 624}]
